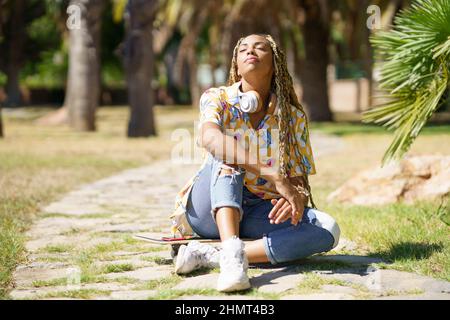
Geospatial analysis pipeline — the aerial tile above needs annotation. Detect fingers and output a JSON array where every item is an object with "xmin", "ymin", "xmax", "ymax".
[
  {"xmin": 268, "ymin": 195, "xmax": 305, "ymax": 225},
  {"xmin": 271, "ymin": 201, "xmax": 291, "ymax": 224},
  {"xmin": 274, "ymin": 202, "xmax": 293, "ymax": 224},
  {"xmin": 268, "ymin": 198, "xmax": 286, "ymax": 220}
]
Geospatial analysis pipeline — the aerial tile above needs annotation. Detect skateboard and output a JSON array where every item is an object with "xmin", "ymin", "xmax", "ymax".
[
  {"xmin": 133, "ymin": 233, "xmax": 222, "ymax": 258},
  {"xmin": 133, "ymin": 233, "xmax": 252, "ymax": 258}
]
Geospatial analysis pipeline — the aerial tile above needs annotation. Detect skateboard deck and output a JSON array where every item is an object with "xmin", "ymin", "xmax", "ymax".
[
  {"xmin": 133, "ymin": 233, "xmax": 221, "ymax": 245},
  {"xmin": 134, "ymin": 233, "xmax": 253, "ymax": 258}
]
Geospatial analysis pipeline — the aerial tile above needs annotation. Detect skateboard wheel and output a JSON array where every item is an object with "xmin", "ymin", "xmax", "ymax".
[{"xmin": 170, "ymin": 244, "xmax": 181, "ymax": 258}]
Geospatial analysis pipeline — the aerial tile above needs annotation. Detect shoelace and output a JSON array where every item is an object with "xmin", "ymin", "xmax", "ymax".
[{"xmin": 189, "ymin": 245, "xmax": 218, "ymax": 267}]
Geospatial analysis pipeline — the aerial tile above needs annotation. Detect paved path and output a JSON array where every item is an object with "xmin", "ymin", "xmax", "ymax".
[{"xmin": 9, "ymin": 134, "xmax": 450, "ymax": 300}]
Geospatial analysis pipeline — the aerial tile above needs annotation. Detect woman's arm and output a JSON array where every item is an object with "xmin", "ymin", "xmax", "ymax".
[
  {"xmin": 268, "ymin": 176, "xmax": 308, "ymax": 225},
  {"xmin": 199, "ymin": 122, "xmax": 305, "ymax": 221},
  {"xmin": 198, "ymin": 122, "xmax": 273, "ymax": 177}
]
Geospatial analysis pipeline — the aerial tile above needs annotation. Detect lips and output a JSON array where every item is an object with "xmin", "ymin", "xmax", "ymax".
[{"xmin": 245, "ymin": 56, "xmax": 259, "ymax": 63}]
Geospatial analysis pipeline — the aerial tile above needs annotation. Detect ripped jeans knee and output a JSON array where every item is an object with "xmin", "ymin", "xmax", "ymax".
[{"xmin": 209, "ymin": 155, "xmax": 245, "ymax": 223}]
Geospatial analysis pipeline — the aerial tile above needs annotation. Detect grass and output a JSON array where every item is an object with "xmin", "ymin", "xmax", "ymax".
[
  {"xmin": 311, "ymin": 122, "xmax": 450, "ymax": 136},
  {"xmin": 0, "ymin": 106, "xmax": 196, "ymax": 299},
  {"xmin": 310, "ymin": 127, "xmax": 450, "ymax": 281},
  {"xmin": 102, "ymin": 263, "xmax": 135, "ymax": 274},
  {"xmin": 140, "ymin": 256, "xmax": 173, "ymax": 265},
  {"xmin": 39, "ymin": 244, "xmax": 75, "ymax": 254},
  {"xmin": 295, "ymin": 272, "xmax": 349, "ymax": 294},
  {"xmin": 39, "ymin": 289, "xmax": 111, "ymax": 300},
  {"xmin": 1, "ymin": 105, "xmax": 449, "ymax": 299}
]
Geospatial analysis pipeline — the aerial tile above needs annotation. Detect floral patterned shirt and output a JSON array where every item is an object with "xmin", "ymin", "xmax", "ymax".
[{"xmin": 169, "ymin": 81, "xmax": 316, "ymax": 237}]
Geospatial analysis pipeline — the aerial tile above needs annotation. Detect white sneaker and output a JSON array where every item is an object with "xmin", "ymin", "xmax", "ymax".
[
  {"xmin": 174, "ymin": 241, "xmax": 220, "ymax": 275},
  {"xmin": 216, "ymin": 236, "xmax": 251, "ymax": 292}
]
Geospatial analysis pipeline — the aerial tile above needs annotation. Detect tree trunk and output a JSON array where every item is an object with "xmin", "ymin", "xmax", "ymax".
[
  {"xmin": 298, "ymin": 0, "xmax": 332, "ymax": 121},
  {"xmin": 123, "ymin": 0, "xmax": 157, "ymax": 137},
  {"xmin": 4, "ymin": 0, "xmax": 25, "ymax": 107},
  {"xmin": 187, "ymin": 49, "xmax": 200, "ymax": 109},
  {"xmin": 362, "ymin": 0, "xmax": 374, "ymax": 109},
  {"xmin": 0, "ymin": 107, "xmax": 3, "ymax": 137},
  {"xmin": 66, "ymin": 0, "xmax": 104, "ymax": 131},
  {"xmin": 0, "ymin": 0, "xmax": 3, "ymax": 135}
]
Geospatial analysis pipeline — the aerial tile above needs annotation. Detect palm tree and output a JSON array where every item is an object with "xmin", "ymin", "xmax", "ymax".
[
  {"xmin": 0, "ymin": 0, "xmax": 4, "ymax": 137},
  {"xmin": 123, "ymin": 0, "xmax": 158, "ymax": 137},
  {"xmin": 363, "ymin": 0, "xmax": 450, "ymax": 164},
  {"xmin": 65, "ymin": 0, "xmax": 105, "ymax": 131},
  {"xmin": 1, "ymin": 0, "xmax": 25, "ymax": 108},
  {"xmin": 295, "ymin": 0, "xmax": 333, "ymax": 121}
]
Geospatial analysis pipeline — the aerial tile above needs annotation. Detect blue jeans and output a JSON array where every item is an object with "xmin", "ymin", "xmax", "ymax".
[{"xmin": 186, "ymin": 153, "xmax": 340, "ymax": 265}]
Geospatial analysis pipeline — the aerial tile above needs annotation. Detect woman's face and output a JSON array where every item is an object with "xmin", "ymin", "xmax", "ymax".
[{"xmin": 236, "ymin": 35, "xmax": 274, "ymax": 81}]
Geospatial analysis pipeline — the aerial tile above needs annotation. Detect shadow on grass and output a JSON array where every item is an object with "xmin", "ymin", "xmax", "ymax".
[
  {"xmin": 249, "ymin": 254, "xmax": 388, "ymax": 288},
  {"xmin": 369, "ymin": 241, "xmax": 444, "ymax": 262}
]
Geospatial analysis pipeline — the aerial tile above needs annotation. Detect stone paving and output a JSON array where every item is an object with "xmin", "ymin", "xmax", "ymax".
[{"xmin": 9, "ymin": 133, "xmax": 450, "ymax": 300}]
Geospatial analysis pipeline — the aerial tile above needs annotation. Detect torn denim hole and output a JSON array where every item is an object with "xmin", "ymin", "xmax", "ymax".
[{"xmin": 214, "ymin": 164, "xmax": 242, "ymax": 185}]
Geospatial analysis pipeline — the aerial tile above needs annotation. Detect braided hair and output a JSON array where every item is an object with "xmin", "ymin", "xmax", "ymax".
[{"xmin": 227, "ymin": 34, "xmax": 317, "ymax": 209}]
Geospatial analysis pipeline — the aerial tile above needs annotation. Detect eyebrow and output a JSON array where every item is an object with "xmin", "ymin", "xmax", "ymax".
[{"xmin": 239, "ymin": 41, "xmax": 268, "ymax": 47}]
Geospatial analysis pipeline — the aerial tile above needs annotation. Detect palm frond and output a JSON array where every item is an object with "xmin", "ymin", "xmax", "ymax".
[{"xmin": 363, "ymin": 0, "xmax": 450, "ymax": 165}]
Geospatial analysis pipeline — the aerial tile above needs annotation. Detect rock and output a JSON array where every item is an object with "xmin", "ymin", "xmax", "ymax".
[
  {"xmin": 104, "ymin": 267, "xmax": 172, "ymax": 281},
  {"xmin": 281, "ymin": 293, "xmax": 354, "ymax": 300},
  {"xmin": 332, "ymin": 238, "xmax": 358, "ymax": 252},
  {"xmin": 317, "ymin": 269, "xmax": 371, "ymax": 288},
  {"xmin": 12, "ymin": 264, "xmax": 74, "ymax": 288},
  {"xmin": 374, "ymin": 292, "xmax": 450, "ymax": 300},
  {"xmin": 321, "ymin": 285, "xmax": 359, "ymax": 295},
  {"xmin": 176, "ymin": 295, "xmax": 262, "ymax": 300},
  {"xmin": 375, "ymin": 269, "xmax": 450, "ymax": 294},
  {"xmin": 310, "ymin": 255, "xmax": 384, "ymax": 266},
  {"xmin": 110, "ymin": 290, "xmax": 156, "ymax": 300},
  {"xmin": 173, "ymin": 274, "xmax": 218, "ymax": 290},
  {"xmin": 328, "ymin": 155, "xmax": 450, "ymax": 205},
  {"xmin": 10, "ymin": 282, "xmax": 133, "ymax": 300},
  {"xmin": 317, "ymin": 267, "xmax": 450, "ymax": 295},
  {"xmin": 251, "ymin": 270, "xmax": 305, "ymax": 293}
]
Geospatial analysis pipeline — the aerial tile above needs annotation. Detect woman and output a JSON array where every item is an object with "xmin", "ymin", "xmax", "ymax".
[{"xmin": 169, "ymin": 34, "xmax": 340, "ymax": 292}]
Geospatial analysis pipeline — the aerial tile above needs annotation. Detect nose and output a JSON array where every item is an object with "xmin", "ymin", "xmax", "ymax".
[{"xmin": 245, "ymin": 46, "xmax": 256, "ymax": 55}]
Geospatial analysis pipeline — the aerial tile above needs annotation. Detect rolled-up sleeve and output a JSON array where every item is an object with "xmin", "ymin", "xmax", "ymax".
[{"xmin": 198, "ymin": 89, "xmax": 224, "ymax": 128}]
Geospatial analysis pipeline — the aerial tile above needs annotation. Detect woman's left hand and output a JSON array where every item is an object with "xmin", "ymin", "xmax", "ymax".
[{"xmin": 268, "ymin": 196, "xmax": 306, "ymax": 225}]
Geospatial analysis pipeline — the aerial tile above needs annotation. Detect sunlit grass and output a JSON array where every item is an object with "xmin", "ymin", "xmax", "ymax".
[
  {"xmin": 0, "ymin": 105, "xmax": 448, "ymax": 299},
  {"xmin": 0, "ymin": 105, "xmax": 197, "ymax": 298}
]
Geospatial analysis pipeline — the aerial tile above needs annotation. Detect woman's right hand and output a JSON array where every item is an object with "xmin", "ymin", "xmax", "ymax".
[{"xmin": 270, "ymin": 175, "xmax": 305, "ymax": 225}]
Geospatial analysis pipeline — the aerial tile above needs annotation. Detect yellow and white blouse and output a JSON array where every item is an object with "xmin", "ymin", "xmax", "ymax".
[{"xmin": 169, "ymin": 81, "xmax": 316, "ymax": 237}]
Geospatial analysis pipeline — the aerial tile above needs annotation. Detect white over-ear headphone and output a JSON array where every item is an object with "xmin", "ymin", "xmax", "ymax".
[{"xmin": 238, "ymin": 90, "xmax": 261, "ymax": 113}]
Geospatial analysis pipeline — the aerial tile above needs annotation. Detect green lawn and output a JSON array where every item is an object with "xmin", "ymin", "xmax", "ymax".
[
  {"xmin": 0, "ymin": 105, "xmax": 197, "ymax": 299},
  {"xmin": 0, "ymin": 106, "xmax": 449, "ymax": 299},
  {"xmin": 310, "ymin": 125, "xmax": 450, "ymax": 281}
]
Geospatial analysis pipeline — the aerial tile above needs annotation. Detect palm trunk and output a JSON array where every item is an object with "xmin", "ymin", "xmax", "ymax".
[
  {"xmin": 66, "ymin": 0, "xmax": 104, "ymax": 131},
  {"xmin": 123, "ymin": 0, "xmax": 157, "ymax": 137},
  {"xmin": 4, "ymin": 0, "xmax": 25, "ymax": 107},
  {"xmin": 298, "ymin": 0, "xmax": 332, "ymax": 121},
  {"xmin": 0, "ymin": 0, "xmax": 3, "ymax": 136},
  {"xmin": 0, "ymin": 108, "xmax": 3, "ymax": 137},
  {"xmin": 187, "ymin": 49, "xmax": 200, "ymax": 109}
]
